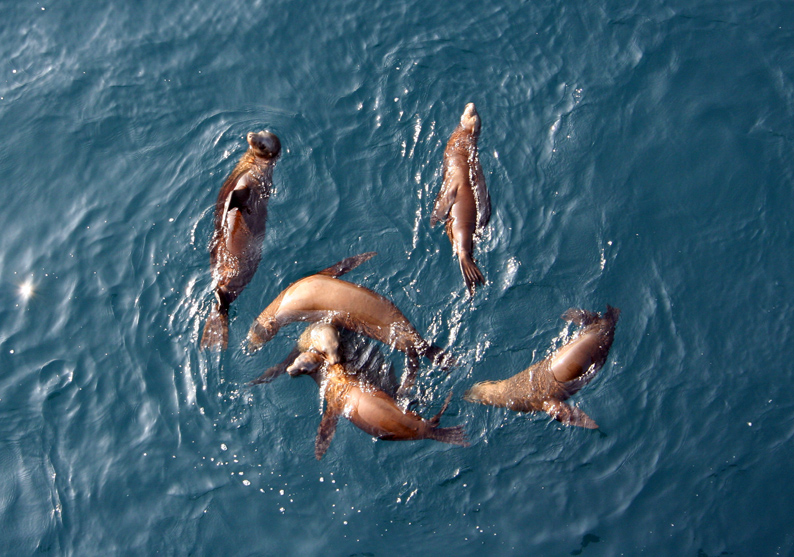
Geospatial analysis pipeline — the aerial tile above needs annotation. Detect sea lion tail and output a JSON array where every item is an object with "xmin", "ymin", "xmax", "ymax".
[
  {"xmin": 317, "ymin": 252, "xmax": 377, "ymax": 278},
  {"xmin": 201, "ymin": 303, "xmax": 229, "ymax": 351},
  {"xmin": 459, "ymin": 253, "xmax": 485, "ymax": 295}
]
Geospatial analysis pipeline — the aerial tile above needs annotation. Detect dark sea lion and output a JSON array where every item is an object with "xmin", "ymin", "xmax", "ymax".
[
  {"xmin": 284, "ymin": 324, "xmax": 469, "ymax": 459},
  {"xmin": 431, "ymin": 102, "xmax": 491, "ymax": 295},
  {"xmin": 464, "ymin": 306, "xmax": 620, "ymax": 429},
  {"xmin": 247, "ymin": 252, "xmax": 453, "ymax": 393},
  {"xmin": 201, "ymin": 130, "xmax": 281, "ymax": 350}
]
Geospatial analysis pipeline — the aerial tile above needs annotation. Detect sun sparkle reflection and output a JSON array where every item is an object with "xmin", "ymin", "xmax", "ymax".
[{"xmin": 18, "ymin": 279, "xmax": 35, "ymax": 300}]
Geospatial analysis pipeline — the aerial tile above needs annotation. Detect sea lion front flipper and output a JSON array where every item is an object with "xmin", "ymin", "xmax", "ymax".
[
  {"xmin": 317, "ymin": 252, "xmax": 377, "ymax": 278},
  {"xmin": 542, "ymin": 399, "xmax": 599, "ymax": 429},
  {"xmin": 315, "ymin": 406, "xmax": 341, "ymax": 460},
  {"xmin": 458, "ymin": 252, "xmax": 485, "ymax": 295},
  {"xmin": 423, "ymin": 344, "xmax": 456, "ymax": 371},
  {"xmin": 430, "ymin": 179, "xmax": 458, "ymax": 226},
  {"xmin": 249, "ymin": 347, "xmax": 301, "ymax": 385}
]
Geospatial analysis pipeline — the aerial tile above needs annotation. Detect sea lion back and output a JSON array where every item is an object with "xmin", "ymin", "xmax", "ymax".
[{"xmin": 201, "ymin": 130, "xmax": 281, "ymax": 351}]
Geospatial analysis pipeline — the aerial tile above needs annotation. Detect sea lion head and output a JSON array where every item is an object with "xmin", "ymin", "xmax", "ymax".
[
  {"xmin": 247, "ymin": 130, "xmax": 281, "ymax": 159},
  {"xmin": 298, "ymin": 323, "xmax": 341, "ymax": 365},
  {"xmin": 247, "ymin": 318, "xmax": 279, "ymax": 352},
  {"xmin": 460, "ymin": 103, "xmax": 481, "ymax": 136},
  {"xmin": 287, "ymin": 351, "xmax": 325, "ymax": 376},
  {"xmin": 463, "ymin": 380, "xmax": 501, "ymax": 406}
]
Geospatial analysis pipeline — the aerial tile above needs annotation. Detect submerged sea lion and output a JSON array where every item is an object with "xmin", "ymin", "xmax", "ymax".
[
  {"xmin": 431, "ymin": 102, "xmax": 491, "ymax": 295},
  {"xmin": 201, "ymin": 130, "xmax": 281, "ymax": 350},
  {"xmin": 464, "ymin": 306, "xmax": 620, "ymax": 429},
  {"xmin": 284, "ymin": 323, "xmax": 469, "ymax": 459},
  {"xmin": 247, "ymin": 252, "xmax": 453, "ymax": 393}
]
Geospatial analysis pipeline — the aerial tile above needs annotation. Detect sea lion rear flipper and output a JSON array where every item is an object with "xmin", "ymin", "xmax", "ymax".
[
  {"xmin": 543, "ymin": 399, "xmax": 598, "ymax": 429},
  {"xmin": 317, "ymin": 252, "xmax": 377, "ymax": 278},
  {"xmin": 200, "ymin": 302, "xmax": 229, "ymax": 351},
  {"xmin": 315, "ymin": 406, "xmax": 341, "ymax": 460},
  {"xmin": 428, "ymin": 391, "xmax": 454, "ymax": 427},
  {"xmin": 249, "ymin": 347, "xmax": 301, "ymax": 385}
]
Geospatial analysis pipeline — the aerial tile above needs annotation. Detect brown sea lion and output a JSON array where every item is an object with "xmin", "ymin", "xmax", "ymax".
[
  {"xmin": 464, "ymin": 306, "xmax": 620, "ymax": 429},
  {"xmin": 249, "ymin": 317, "xmax": 342, "ymax": 385},
  {"xmin": 283, "ymin": 323, "xmax": 469, "ymax": 459},
  {"xmin": 431, "ymin": 102, "xmax": 491, "ymax": 295},
  {"xmin": 247, "ymin": 252, "xmax": 453, "ymax": 393},
  {"xmin": 201, "ymin": 130, "xmax": 281, "ymax": 351}
]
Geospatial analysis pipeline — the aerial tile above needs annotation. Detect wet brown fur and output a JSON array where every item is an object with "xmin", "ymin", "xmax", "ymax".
[
  {"xmin": 201, "ymin": 131, "xmax": 280, "ymax": 350},
  {"xmin": 464, "ymin": 306, "xmax": 620, "ymax": 429},
  {"xmin": 282, "ymin": 324, "xmax": 468, "ymax": 459},
  {"xmin": 247, "ymin": 253, "xmax": 453, "ymax": 393},
  {"xmin": 431, "ymin": 103, "xmax": 491, "ymax": 295},
  {"xmin": 311, "ymin": 363, "xmax": 468, "ymax": 459}
]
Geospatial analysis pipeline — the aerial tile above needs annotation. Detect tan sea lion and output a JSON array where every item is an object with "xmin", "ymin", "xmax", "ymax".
[
  {"xmin": 464, "ymin": 306, "xmax": 620, "ymax": 429},
  {"xmin": 247, "ymin": 252, "xmax": 453, "ymax": 393},
  {"xmin": 249, "ymin": 318, "xmax": 342, "ymax": 385},
  {"xmin": 431, "ymin": 102, "xmax": 491, "ymax": 295},
  {"xmin": 201, "ymin": 130, "xmax": 281, "ymax": 350},
  {"xmin": 283, "ymin": 323, "xmax": 469, "ymax": 459}
]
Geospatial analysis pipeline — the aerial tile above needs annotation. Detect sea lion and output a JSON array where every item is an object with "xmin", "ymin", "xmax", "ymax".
[
  {"xmin": 464, "ymin": 306, "xmax": 620, "ymax": 429},
  {"xmin": 247, "ymin": 252, "xmax": 453, "ymax": 394},
  {"xmin": 201, "ymin": 130, "xmax": 281, "ymax": 350},
  {"xmin": 431, "ymin": 102, "xmax": 491, "ymax": 295},
  {"xmin": 249, "ymin": 318, "xmax": 342, "ymax": 385},
  {"xmin": 283, "ymin": 323, "xmax": 469, "ymax": 459}
]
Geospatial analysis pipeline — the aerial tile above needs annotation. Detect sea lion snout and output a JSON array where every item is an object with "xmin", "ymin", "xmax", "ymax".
[
  {"xmin": 287, "ymin": 351, "xmax": 325, "ymax": 376},
  {"xmin": 247, "ymin": 130, "xmax": 281, "ymax": 159},
  {"xmin": 460, "ymin": 103, "xmax": 481, "ymax": 135}
]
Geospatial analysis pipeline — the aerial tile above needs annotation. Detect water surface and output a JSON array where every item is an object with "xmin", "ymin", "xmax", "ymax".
[{"xmin": 1, "ymin": 0, "xmax": 793, "ymax": 554}]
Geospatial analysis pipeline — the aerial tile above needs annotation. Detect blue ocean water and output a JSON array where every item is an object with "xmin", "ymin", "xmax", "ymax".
[{"xmin": 2, "ymin": 0, "xmax": 793, "ymax": 554}]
